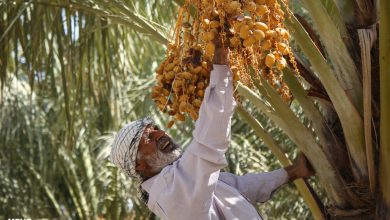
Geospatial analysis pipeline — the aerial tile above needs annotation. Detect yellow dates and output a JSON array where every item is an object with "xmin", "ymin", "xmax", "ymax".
[
  {"xmin": 265, "ymin": 53, "xmax": 276, "ymax": 68},
  {"xmin": 239, "ymin": 25, "xmax": 250, "ymax": 39},
  {"xmin": 153, "ymin": 0, "xmax": 295, "ymax": 124},
  {"xmin": 253, "ymin": 30, "xmax": 265, "ymax": 41}
]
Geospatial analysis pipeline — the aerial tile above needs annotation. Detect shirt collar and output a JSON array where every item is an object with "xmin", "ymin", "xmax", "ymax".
[{"xmin": 141, "ymin": 174, "xmax": 158, "ymax": 193}]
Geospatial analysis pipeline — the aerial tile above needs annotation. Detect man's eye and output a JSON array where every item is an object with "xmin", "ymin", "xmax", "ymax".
[{"xmin": 147, "ymin": 130, "xmax": 154, "ymax": 141}]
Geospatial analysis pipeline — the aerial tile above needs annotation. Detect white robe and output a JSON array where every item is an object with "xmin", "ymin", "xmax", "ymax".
[{"xmin": 142, "ymin": 65, "xmax": 288, "ymax": 220}]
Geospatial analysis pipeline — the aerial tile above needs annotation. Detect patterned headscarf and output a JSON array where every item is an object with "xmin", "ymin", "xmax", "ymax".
[{"xmin": 110, "ymin": 117, "xmax": 155, "ymax": 181}]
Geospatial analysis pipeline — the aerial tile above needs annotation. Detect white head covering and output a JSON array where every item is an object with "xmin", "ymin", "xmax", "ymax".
[{"xmin": 110, "ymin": 117, "xmax": 155, "ymax": 180}]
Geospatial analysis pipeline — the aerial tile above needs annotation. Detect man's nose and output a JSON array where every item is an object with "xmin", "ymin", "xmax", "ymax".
[{"xmin": 154, "ymin": 130, "xmax": 166, "ymax": 141}]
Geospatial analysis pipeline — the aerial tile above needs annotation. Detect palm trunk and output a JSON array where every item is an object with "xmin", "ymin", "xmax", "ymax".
[
  {"xmin": 236, "ymin": 106, "xmax": 326, "ymax": 220},
  {"xmin": 378, "ymin": 0, "xmax": 390, "ymax": 218}
]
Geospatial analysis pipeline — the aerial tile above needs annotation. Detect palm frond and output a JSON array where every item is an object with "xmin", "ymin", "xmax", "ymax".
[{"xmin": 284, "ymin": 10, "xmax": 367, "ymax": 182}]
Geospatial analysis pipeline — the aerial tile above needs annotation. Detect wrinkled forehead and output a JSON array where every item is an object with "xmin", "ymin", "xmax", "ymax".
[
  {"xmin": 138, "ymin": 118, "xmax": 155, "ymax": 135},
  {"xmin": 140, "ymin": 124, "xmax": 164, "ymax": 145},
  {"xmin": 139, "ymin": 124, "xmax": 154, "ymax": 142},
  {"xmin": 144, "ymin": 124, "xmax": 160, "ymax": 133}
]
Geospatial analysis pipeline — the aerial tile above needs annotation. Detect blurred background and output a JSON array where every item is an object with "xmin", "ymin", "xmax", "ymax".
[{"xmin": 1, "ymin": 0, "xmax": 387, "ymax": 219}]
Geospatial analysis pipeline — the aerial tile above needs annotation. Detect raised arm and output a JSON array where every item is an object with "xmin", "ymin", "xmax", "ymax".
[
  {"xmin": 161, "ymin": 44, "xmax": 237, "ymax": 209},
  {"xmin": 173, "ymin": 64, "xmax": 236, "ymax": 204}
]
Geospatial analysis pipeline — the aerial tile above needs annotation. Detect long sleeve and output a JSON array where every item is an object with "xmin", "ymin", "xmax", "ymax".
[
  {"xmin": 192, "ymin": 65, "xmax": 236, "ymax": 148},
  {"xmin": 182, "ymin": 65, "xmax": 236, "ymax": 169},
  {"xmin": 175, "ymin": 64, "xmax": 236, "ymax": 207},
  {"xmin": 219, "ymin": 169, "xmax": 289, "ymax": 204},
  {"xmin": 143, "ymin": 65, "xmax": 237, "ymax": 216}
]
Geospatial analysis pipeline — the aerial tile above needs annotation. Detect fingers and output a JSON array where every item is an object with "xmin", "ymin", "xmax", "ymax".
[
  {"xmin": 300, "ymin": 152, "xmax": 315, "ymax": 177},
  {"xmin": 292, "ymin": 152, "xmax": 315, "ymax": 179}
]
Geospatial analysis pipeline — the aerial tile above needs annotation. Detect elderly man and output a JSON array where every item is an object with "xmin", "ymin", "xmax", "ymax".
[{"xmin": 110, "ymin": 44, "xmax": 314, "ymax": 219}]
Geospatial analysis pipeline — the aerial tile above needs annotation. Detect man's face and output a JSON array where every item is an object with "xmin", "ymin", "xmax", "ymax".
[{"xmin": 135, "ymin": 124, "xmax": 181, "ymax": 178}]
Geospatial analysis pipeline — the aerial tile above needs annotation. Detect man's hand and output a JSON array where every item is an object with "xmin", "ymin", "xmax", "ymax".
[
  {"xmin": 212, "ymin": 34, "xmax": 230, "ymax": 65},
  {"xmin": 285, "ymin": 153, "xmax": 315, "ymax": 182}
]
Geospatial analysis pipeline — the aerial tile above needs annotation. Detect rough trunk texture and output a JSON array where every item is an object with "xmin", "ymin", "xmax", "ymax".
[{"xmin": 378, "ymin": 0, "xmax": 390, "ymax": 219}]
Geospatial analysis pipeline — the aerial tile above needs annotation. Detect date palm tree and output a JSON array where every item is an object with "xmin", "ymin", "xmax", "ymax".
[
  {"xmin": 0, "ymin": 0, "xmax": 389, "ymax": 219},
  {"xmin": 235, "ymin": 0, "xmax": 389, "ymax": 219}
]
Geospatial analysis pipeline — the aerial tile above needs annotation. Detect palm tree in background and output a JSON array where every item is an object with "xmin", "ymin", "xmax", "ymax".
[
  {"xmin": 0, "ymin": 0, "xmax": 389, "ymax": 219},
  {"xmin": 0, "ymin": 0, "xmax": 311, "ymax": 219}
]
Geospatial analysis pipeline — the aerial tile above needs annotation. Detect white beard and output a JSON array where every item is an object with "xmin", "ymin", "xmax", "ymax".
[{"xmin": 144, "ymin": 148, "xmax": 181, "ymax": 173}]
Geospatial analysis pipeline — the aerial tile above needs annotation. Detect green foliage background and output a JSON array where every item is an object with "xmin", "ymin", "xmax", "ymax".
[{"xmin": 0, "ymin": 0, "xmax": 318, "ymax": 219}]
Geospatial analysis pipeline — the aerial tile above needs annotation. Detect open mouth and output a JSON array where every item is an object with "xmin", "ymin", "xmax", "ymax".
[
  {"xmin": 162, "ymin": 141, "xmax": 170, "ymax": 150},
  {"xmin": 158, "ymin": 136, "xmax": 175, "ymax": 152}
]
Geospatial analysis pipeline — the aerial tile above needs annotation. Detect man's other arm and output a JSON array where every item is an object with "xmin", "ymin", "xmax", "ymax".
[{"xmin": 219, "ymin": 153, "xmax": 315, "ymax": 204}]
